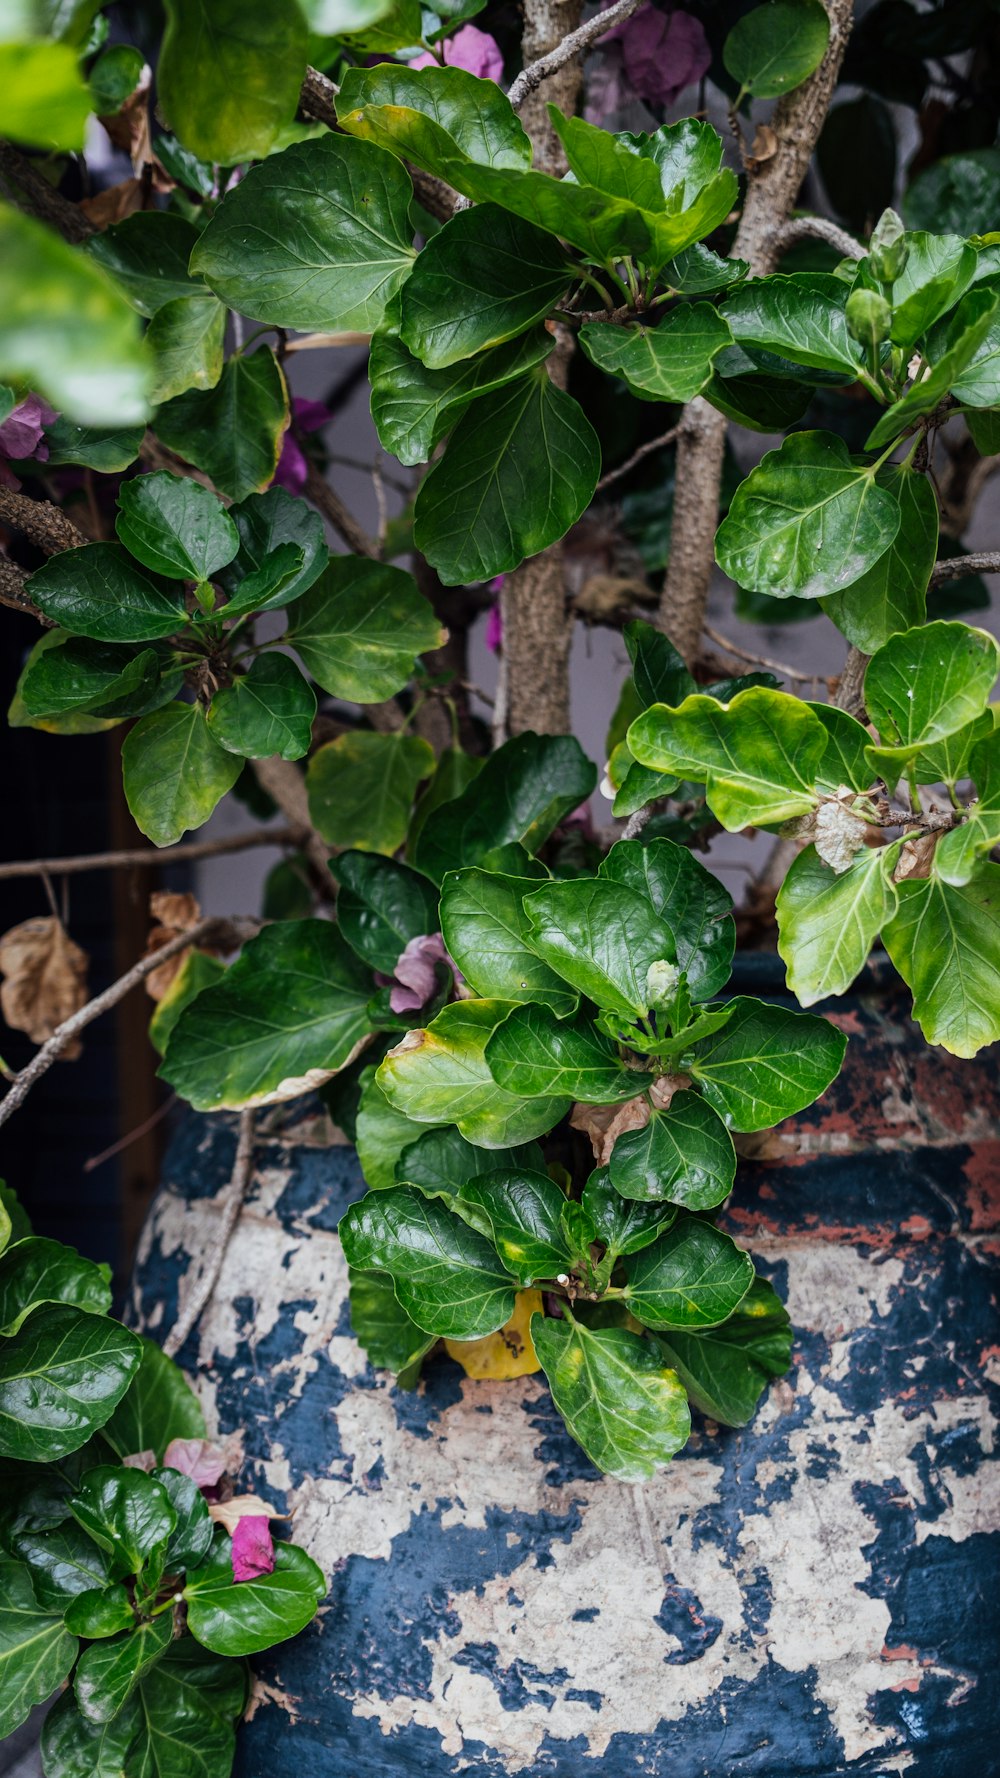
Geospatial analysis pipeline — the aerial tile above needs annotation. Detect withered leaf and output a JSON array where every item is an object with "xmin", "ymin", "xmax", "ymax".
[{"xmin": 0, "ymin": 916, "xmax": 89, "ymax": 1057}]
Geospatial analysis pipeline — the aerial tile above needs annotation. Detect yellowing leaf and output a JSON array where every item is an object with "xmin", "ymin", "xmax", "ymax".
[{"xmin": 444, "ymin": 1289, "xmax": 543, "ymax": 1379}]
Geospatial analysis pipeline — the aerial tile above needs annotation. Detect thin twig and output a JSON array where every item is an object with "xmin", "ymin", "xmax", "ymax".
[
  {"xmin": 162, "ymin": 1108, "xmax": 256, "ymax": 1359},
  {"xmin": 303, "ymin": 463, "xmax": 379, "ymax": 561},
  {"xmin": 597, "ymin": 426, "xmax": 682, "ymax": 494},
  {"xmin": 702, "ymin": 623, "xmax": 817, "ymax": 684},
  {"xmin": 84, "ymin": 1094, "xmax": 178, "ymax": 1174},
  {"xmin": 774, "ymin": 215, "xmax": 865, "ymax": 260},
  {"xmin": 506, "ymin": 0, "xmax": 645, "ymax": 111},
  {"xmin": 0, "ymin": 826, "xmax": 302, "ymax": 883},
  {"xmin": 929, "ymin": 550, "xmax": 1000, "ymax": 586}
]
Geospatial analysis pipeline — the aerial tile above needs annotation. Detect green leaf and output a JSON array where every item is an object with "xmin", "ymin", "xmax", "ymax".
[
  {"xmin": 219, "ymin": 485, "xmax": 328, "ymax": 610},
  {"xmin": 330, "ymin": 0, "xmax": 422, "ymax": 50},
  {"xmin": 41, "ymin": 1640, "xmax": 245, "ymax": 1778},
  {"xmin": 160, "ymin": 920, "xmax": 373, "ymax": 1111},
  {"xmin": 458, "ymin": 1168, "xmax": 580, "ymax": 1286},
  {"xmin": 0, "ymin": 1238, "xmax": 111, "ymax": 1336},
  {"xmin": 0, "ymin": 39, "xmax": 91, "ymax": 152},
  {"xmin": 348, "ymin": 1268, "xmax": 437, "ymax": 1377},
  {"xmin": 628, "ymin": 686, "xmax": 827, "ymax": 829},
  {"xmin": 147, "ymin": 293, "xmax": 227, "ymax": 405},
  {"xmin": 723, "ymin": 0, "xmax": 830, "ymax": 97},
  {"xmin": 704, "ymin": 354, "xmax": 813, "ymax": 432},
  {"xmin": 777, "ymin": 842, "xmax": 901, "ymax": 1004},
  {"xmin": 531, "ymin": 1316, "xmax": 690, "ymax": 1480},
  {"xmin": 581, "ymin": 1168, "xmax": 676, "ymax": 1260},
  {"xmin": 943, "ymin": 301, "xmax": 1000, "ymax": 407},
  {"xmin": 332, "ymin": 853, "xmax": 439, "ymax": 975},
  {"xmin": 0, "ymin": 1557, "xmax": 77, "ymax": 1738},
  {"xmin": 377, "ymin": 999, "xmax": 570, "ymax": 1147},
  {"xmin": 116, "ymin": 473, "xmax": 238, "ymax": 583},
  {"xmin": 148, "ymin": 950, "xmax": 227, "ymax": 1059},
  {"xmin": 307, "ymin": 732, "xmax": 436, "ymax": 855},
  {"xmin": 101, "ymin": 1335, "xmax": 206, "ymax": 1462},
  {"xmin": 185, "ymin": 1535, "xmax": 325, "ymax": 1655},
  {"xmin": 86, "ymin": 214, "xmax": 205, "ymax": 318},
  {"xmin": 413, "ymin": 370, "xmax": 600, "ymax": 585},
  {"xmin": 598, "ymin": 838, "xmax": 735, "ymax": 1000},
  {"xmin": 0, "ymin": 1305, "xmax": 141, "ymax": 1462},
  {"xmin": 70, "ymin": 1466, "xmax": 176, "ymax": 1579},
  {"xmin": 686, "ymin": 995, "xmax": 847, "ymax": 1131},
  {"xmin": 88, "ymin": 43, "xmax": 145, "ymax": 114},
  {"xmin": 882, "ymin": 865, "xmax": 1000, "ymax": 1058},
  {"xmin": 608, "ymin": 1093, "xmax": 736, "ymax": 1210},
  {"xmin": 152, "ymin": 1468, "xmax": 214, "ymax": 1572},
  {"xmin": 935, "ymin": 731, "xmax": 1000, "ymax": 886},
  {"xmin": 810, "ymin": 702, "xmax": 877, "ymax": 795},
  {"xmin": 624, "ymin": 617, "xmax": 695, "ymax": 708},
  {"xmin": 863, "ymin": 620, "xmax": 1000, "ymax": 775},
  {"xmin": 155, "ymin": 348, "xmax": 289, "ymax": 502},
  {"xmin": 29, "ymin": 544, "xmax": 187, "ymax": 644},
  {"xmin": 552, "ymin": 115, "xmax": 739, "ymax": 269},
  {"xmin": 485, "ymin": 1005, "xmax": 651, "ymax": 1102},
  {"xmin": 191, "ymin": 136, "xmax": 414, "ymax": 332},
  {"xmin": 621, "ymin": 1217, "xmax": 753, "ymax": 1329},
  {"xmin": 63, "ymin": 1586, "xmax": 134, "ymax": 1641},
  {"xmin": 43, "ymin": 416, "xmax": 145, "ymax": 473},
  {"xmin": 440, "ymin": 869, "xmax": 578, "ymax": 1016},
  {"xmin": 866, "ymin": 287, "xmax": 1000, "ymax": 449},
  {"xmin": 208, "ymin": 654, "xmax": 316, "ymax": 762},
  {"xmin": 521, "ymin": 878, "xmax": 678, "ymax": 1017},
  {"xmin": 395, "ymin": 1125, "xmax": 545, "ymax": 1205},
  {"xmin": 652, "ymin": 1277, "xmax": 792, "ymax": 1427},
  {"xmin": 889, "ymin": 231, "xmax": 976, "ymax": 349},
  {"xmin": 579, "ymin": 305, "xmax": 733, "ymax": 404},
  {"xmin": 356, "ymin": 1068, "xmax": 437, "ymax": 1191},
  {"xmin": 0, "ymin": 1184, "xmax": 30, "ymax": 1248},
  {"xmin": 339, "ymin": 1186, "xmax": 516, "ymax": 1338},
  {"xmin": 74, "ymin": 1613, "xmax": 174, "ymax": 1724},
  {"xmin": 0, "ymin": 202, "xmax": 150, "ymax": 425},
  {"xmin": 820, "ymin": 465, "xmax": 937, "ymax": 652},
  {"xmin": 410, "ymin": 732, "xmax": 596, "ymax": 885},
  {"xmin": 13, "ymin": 634, "xmax": 168, "ymax": 726},
  {"xmin": 122, "ymin": 704, "xmax": 243, "ymax": 848},
  {"xmin": 285, "ymin": 556, "xmax": 444, "ymax": 701},
  {"xmin": 158, "ymin": 0, "xmax": 309, "ymax": 163},
  {"xmin": 715, "ymin": 431, "xmax": 901, "ymax": 598},
  {"xmin": 9, "ymin": 1522, "xmax": 114, "ymax": 1611},
  {"xmin": 337, "ymin": 62, "xmax": 531, "ymax": 172},
  {"xmin": 721, "ymin": 273, "xmax": 860, "ymax": 377},
  {"xmin": 914, "ymin": 708, "xmax": 993, "ymax": 790},
  {"xmin": 40, "ymin": 1693, "xmax": 138, "ymax": 1778}
]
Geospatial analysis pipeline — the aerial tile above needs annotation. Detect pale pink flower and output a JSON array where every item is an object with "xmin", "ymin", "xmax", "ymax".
[
  {"xmin": 410, "ymin": 24, "xmax": 503, "ymax": 82},
  {"xmin": 599, "ymin": 5, "xmax": 711, "ymax": 110},
  {"xmin": 390, "ymin": 932, "xmax": 451, "ymax": 1014},
  {"xmin": 163, "ymin": 1436, "xmax": 228, "ymax": 1488}
]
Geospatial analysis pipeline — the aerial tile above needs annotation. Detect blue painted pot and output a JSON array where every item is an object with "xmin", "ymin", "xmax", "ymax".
[{"xmin": 131, "ymin": 957, "xmax": 1000, "ymax": 1777}]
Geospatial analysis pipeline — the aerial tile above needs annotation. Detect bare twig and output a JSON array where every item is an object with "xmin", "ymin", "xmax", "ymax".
[
  {"xmin": 834, "ymin": 644, "xmax": 869, "ymax": 717},
  {"xmin": 0, "ymin": 557, "xmax": 51, "ymax": 625},
  {"xmin": 162, "ymin": 1108, "xmax": 256, "ymax": 1359},
  {"xmin": 303, "ymin": 462, "xmax": 379, "ymax": 561},
  {"xmin": 0, "ymin": 826, "xmax": 302, "ymax": 883},
  {"xmin": 929, "ymin": 550, "xmax": 1000, "ymax": 586},
  {"xmin": 84, "ymin": 1094, "xmax": 178, "ymax": 1174},
  {"xmin": 251, "ymin": 756, "xmax": 335, "ymax": 888},
  {"xmin": 702, "ymin": 622, "xmax": 817, "ymax": 685},
  {"xmin": 0, "ymin": 487, "xmax": 89, "ymax": 555},
  {"xmin": 775, "ymin": 215, "xmax": 865, "ymax": 260},
  {"xmin": 298, "ymin": 65, "xmax": 339, "ymax": 127},
  {"xmin": 597, "ymin": 425, "xmax": 682, "ymax": 493},
  {"xmin": 283, "ymin": 331, "xmax": 371, "ymax": 353},
  {"xmin": 506, "ymin": 0, "xmax": 645, "ymax": 111},
  {"xmin": 0, "ymin": 144, "xmax": 94, "ymax": 243},
  {"xmin": 622, "ymin": 805, "xmax": 654, "ymax": 840}
]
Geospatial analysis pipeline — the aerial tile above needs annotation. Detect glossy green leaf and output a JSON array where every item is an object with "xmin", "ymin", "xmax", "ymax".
[
  {"xmin": 722, "ymin": 274, "xmax": 860, "ymax": 377},
  {"xmin": 820, "ymin": 465, "xmax": 937, "ymax": 652},
  {"xmin": 522, "ymin": 878, "xmax": 677, "ymax": 1017},
  {"xmin": 339, "ymin": 1185, "xmax": 516, "ymax": 1338},
  {"xmin": 285, "ymin": 556, "xmax": 444, "ymax": 701},
  {"xmin": 63, "ymin": 1585, "xmax": 134, "ymax": 1641},
  {"xmin": 101, "ymin": 1334, "xmax": 206, "ymax": 1463},
  {"xmin": 935, "ymin": 731, "xmax": 1000, "ymax": 886},
  {"xmin": 554, "ymin": 115, "xmax": 738, "ymax": 268},
  {"xmin": 337, "ymin": 62, "xmax": 531, "ymax": 172},
  {"xmin": 777, "ymin": 841, "xmax": 901, "ymax": 1004},
  {"xmin": 116, "ymin": 473, "xmax": 238, "ymax": 583},
  {"xmin": 86, "ymin": 213, "xmax": 204, "ymax": 318},
  {"xmin": 356, "ymin": 1068, "xmax": 437, "ymax": 1191},
  {"xmin": 332, "ymin": 852, "xmax": 439, "ymax": 975},
  {"xmin": 348, "ymin": 1268, "xmax": 437, "ymax": 1377},
  {"xmin": 914, "ymin": 709, "xmax": 994, "ymax": 791},
  {"xmin": 73, "ymin": 1614, "xmax": 171, "ymax": 1724},
  {"xmin": 724, "ymin": 0, "xmax": 830, "ymax": 97},
  {"xmin": 458, "ymin": 1168, "xmax": 581, "ymax": 1286},
  {"xmin": 41, "ymin": 1640, "xmax": 245, "ymax": 1778},
  {"xmin": 579, "ymin": 305, "xmax": 732, "ymax": 403},
  {"xmin": 378, "ymin": 999, "xmax": 570, "ymax": 1147},
  {"xmin": 88, "ymin": 43, "xmax": 145, "ymax": 113},
  {"xmin": 0, "ymin": 1558, "xmax": 77, "ymax": 1738},
  {"xmin": 39, "ymin": 1692, "xmax": 138, "ymax": 1778},
  {"xmin": 161, "ymin": 920, "xmax": 373, "ymax": 1111},
  {"xmin": 485, "ymin": 1005, "xmax": 650, "ymax": 1102},
  {"xmin": 598, "ymin": 838, "xmax": 735, "ymax": 1000},
  {"xmin": 863, "ymin": 620, "xmax": 1000, "ymax": 775},
  {"xmin": 581, "ymin": 1168, "xmax": 676, "ymax": 1261},
  {"xmin": 715, "ymin": 431, "xmax": 901, "ymax": 598},
  {"xmin": 414, "ymin": 370, "xmax": 600, "ymax": 585},
  {"xmin": 628, "ymin": 686, "xmax": 827, "ymax": 829},
  {"xmin": 608, "ymin": 1092, "xmax": 736, "ymax": 1210},
  {"xmin": 70, "ymin": 1466, "xmax": 176, "ymax": 1580},
  {"xmin": 43, "ymin": 416, "xmax": 145, "ymax": 473},
  {"xmin": 889, "ymin": 231, "xmax": 977, "ymax": 348},
  {"xmin": 184, "ymin": 1535, "xmax": 325, "ymax": 1657},
  {"xmin": 0, "ymin": 1305, "xmax": 141, "ymax": 1462},
  {"xmin": 810, "ymin": 702, "xmax": 876, "ymax": 795},
  {"xmin": 219, "ymin": 486, "xmax": 328, "ymax": 611},
  {"xmin": 686, "ymin": 995, "xmax": 847, "ymax": 1130},
  {"xmin": 307, "ymin": 732, "xmax": 436, "ymax": 855},
  {"xmin": 29, "ymin": 544, "xmax": 187, "ymax": 644},
  {"xmin": 652, "ymin": 1277, "xmax": 792, "ymax": 1426},
  {"xmin": 531, "ymin": 1316, "xmax": 690, "ymax": 1480},
  {"xmin": 10, "ymin": 1523, "xmax": 114, "ymax": 1614},
  {"xmin": 866, "ymin": 287, "xmax": 1000, "ymax": 449},
  {"xmin": 704, "ymin": 355, "xmax": 813, "ymax": 432},
  {"xmin": 191, "ymin": 135, "xmax": 414, "ymax": 332},
  {"xmin": 329, "ymin": 0, "xmax": 421, "ymax": 50},
  {"xmin": 624, "ymin": 617, "xmax": 695, "ymax": 709},
  {"xmin": 882, "ymin": 865, "xmax": 1000, "ymax": 1058},
  {"xmin": 155, "ymin": 348, "xmax": 289, "ymax": 502},
  {"xmin": 208, "ymin": 654, "xmax": 316, "ymax": 762},
  {"xmin": 0, "ymin": 1238, "xmax": 110, "ymax": 1336},
  {"xmin": 0, "ymin": 39, "xmax": 91, "ymax": 151},
  {"xmin": 440, "ymin": 869, "xmax": 578, "ymax": 1015},
  {"xmin": 0, "ymin": 203, "xmax": 151, "ymax": 424},
  {"xmin": 148, "ymin": 950, "xmax": 227, "ymax": 1059},
  {"xmin": 122, "ymin": 704, "xmax": 243, "ymax": 848},
  {"xmin": 153, "ymin": 1468, "xmax": 214, "ymax": 1572},
  {"xmin": 621, "ymin": 1217, "xmax": 753, "ymax": 1328},
  {"xmin": 147, "ymin": 293, "xmax": 226, "ymax": 405},
  {"xmin": 394, "ymin": 1125, "xmax": 545, "ymax": 1206},
  {"xmin": 159, "ymin": 0, "xmax": 308, "ymax": 162},
  {"xmin": 944, "ymin": 301, "xmax": 1000, "ymax": 407},
  {"xmin": 410, "ymin": 732, "xmax": 596, "ymax": 885},
  {"xmin": 14, "ymin": 634, "xmax": 167, "ymax": 725}
]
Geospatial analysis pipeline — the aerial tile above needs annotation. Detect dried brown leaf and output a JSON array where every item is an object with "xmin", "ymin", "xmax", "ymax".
[
  {"xmin": 208, "ymin": 1494, "xmax": 289, "ymax": 1534},
  {"xmin": 145, "ymin": 891, "xmax": 207, "ymax": 1001},
  {"xmin": 0, "ymin": 916, "xmax": 88, "ymax": 1057},
  {"xmin": 570, "ymin": 1094, "xmax": 650, "ymax": 1166},
  {"xmin": 79, "ymin": 177, "xmax": 148, "ymax": 229}
]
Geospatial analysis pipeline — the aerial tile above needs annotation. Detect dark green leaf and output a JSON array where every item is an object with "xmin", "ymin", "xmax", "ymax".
[
  {"xmin": 663, "ymin": 244, "xmax": 749, "ymax": 294},
  {"xmin": 86, "ymin": 213, "xmax": 204, "ymax": 318},
  {"xmin": 652, "ymin": 1277, "xmax": 792, "ymax": 1426},
  {"xmin": 904, "ymin": 149, "xmax": 1000, "ymax": 238},
  {"xmin": 29, "ymin": 544, "xmax": 187, "ymax": 644},
  {"xmin": 377, "ymin": 998, "xmax": 570, "ymax": 1146},
  {"xmin": 331, "ymin": 852, "xmax": 440, "ymax": 974},
  {"xmin": 889, "ymin": 231, "xmax": 976, "ymax": 348},
  {"xmin": 484, "ymin": 1005, "xmax": 649, "ymax": 1102},
  {"xmin": 101, "ymin": 1335, "xmax": 206, "ymax": 1463},
  {"xmin": 208, "ymin": 654, "xmax": 316, "ymax": 761},
  {"xmin": 0, "ymin": 1237, "xmax": 111, "ymax": 1336},
  {"xmin": 40, "ymin": 1691, "xmax": 138, "ymax": 1778},
  {"xmin": 521, "ymin": 878, "xmax": 677, "ymax": 1016},
  {"xmin": 116, "ymin": 472, "xmax": 238, "ymax": 583},
  {"xmin": 0, "ymin": 1306, "xmax": 141, "ymax": 1462},
  {"xmin": 621, "ymin": 1217, "xmax": 753, "ymax": 1328},
  {"xmin": 285, "ymin": 556, "xmax": 444, "ymax": 701},
  {"xmin": 723, "ymin": 0, "xmax": 830, "ymax": 97},
  {"xmin": 185, "ymin": 1535, "xmax": 325, "ymax": 1656},
  {"xmin": 0, "ymin": 1557, "xmax": 77, "ymax": 1738},
  {"xmin": 867, "ymin": 287, "xmax": 1000, "ymax": 449},
  {"xmin": 63, "ymin": 1585, "xmax": 134, "ymax": 1640},
  {"xmin": 440, "ymin": 868, "xmax": 578, "ymax": 1015},
  {"xmin": 721, "ymin": 273, "xmax": 860, "ymax": 377},
  {"xmin": 88, "ymin": 44, "xmax": 146, "ymax": 114},
  {"xmin": 43, "ymin": 416, "xmax": 145, "ymax": 473},
  {"xmin": 307, "ymin": 732, "xmax": 436, "ymax": 855},
  {"xmin": 776, "ymin": 842, "xmax": 901, "ymax": 1004},
  {"xmin": 339, "ymin": 1184, "xmax": 516, "ymax": 1338},
  {"xmin": 882, "ymin": 865, "xmax": 1000, "ymax": 1058},
  {"xmin": 9, "ymin": 1524, "xmax": 114, "ymax": 1610},
  {"xmin": 581, "ymin": 1167, "xmax": 676, "ymax": 1260},
  {"xmin": 219, "ymin": 484, "xmax": 328, "ymax": 609},
  {"xmin": 356, "ymin": 1068, "xmax": 437, "ymax": 1191},
  {"xmin": 337, "ymin": 62, "xmax": 531, "ymax": 172},
  {"xmin": 41, "ymin": 1640, "xmax": 245, "ymax": 1778},
  {"xmin": 348, "ymin": 1268, "xmax": 437, "ymax": 1377},
  {"xmin": 624, "ymin": 617, "xmax": 695, "ymax": 709},
  {"xmin": 158, "ymin": 0, "xmax": 309, "ymax": 163},
  {"xmin": 531, "ymin": 1315, "xmax": 690, "ymax": 1480},
  {"xmin": 608, "ymin": 1092, "xmax": 736, "ymax": 1209},
  {"xmin": 410, "ymin": 732, "xmax": 596, "ymax": 885},
  {"xmin": 820, "ymin": 464, "xmax": 936, "ymax": 652},
  {"xmin": 459, "ymin": 1168, "xmax": 579, "ymax": 1285},
  {"xmin": 395, "ymin": 1124, "xmax": 545, "ymax": 1205},
  {"xmin": 152, "ymin": 1468, "xmax": 214, "ymax": 1572},
  {"xmin": 686, "ymin": 995, "xmax": 847, "ymax": 1130},
  {"xmin": 580, "ymin": 305, "xmax": 733, "ymax": 404},
  {"xmin": 70, "ymin": 1466, "xmax": 176, "ymax": 1578},
  {"xmin": 598, "ymin": 838, "xmax": 735, "ymax": 1000},
  {"xmin": 122, "ymin": 704, "xmax": 243, "ymax": 848},
  {"xmin": 74, "ymin": 1612, "xmax": 173, "ymax": 1724},
  {"xmin": 155, "ymin": 349, "xmax": 289, "ymax": 502}
]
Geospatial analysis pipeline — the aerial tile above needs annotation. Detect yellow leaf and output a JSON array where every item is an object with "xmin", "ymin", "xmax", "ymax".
[{"xmin": 445, "ymin": 1289, "xmax": 543, "ymax": 1380}]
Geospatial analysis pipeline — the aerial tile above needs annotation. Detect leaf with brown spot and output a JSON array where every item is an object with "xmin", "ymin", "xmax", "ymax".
[{"xmin": 0, "ymin": 917, "xmax": 88, "ymax": 1057}]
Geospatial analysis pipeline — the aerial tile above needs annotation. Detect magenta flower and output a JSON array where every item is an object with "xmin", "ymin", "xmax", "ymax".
[
  {"xmin": 599, "ymin": 5, "xmax": 711, "ymax": 110},
  {"xmin": 0, "ymin": 395, "xmax": 57, "ymax": 490},
  {"xmin": 410, "ymin": 24, "xmax": 504, "ymax": 82},
  {"xmin": 389, "ymin": 932, "xmax": 462, "ymax": 1014},
  {"xmin": 273, "ymin": 396, "xmax": 332, "ymax": 494},
  {"xmin": 231, "ymin": 1515, "xmax": 276, "ymax": 1582}
]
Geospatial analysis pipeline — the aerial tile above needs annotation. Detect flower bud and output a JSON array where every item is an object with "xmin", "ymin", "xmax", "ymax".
[
  {"xmin": 868, "ymin": 208, "xmax": 909, "ymax": 284},
  {"xmin": 846, "ymin": 287, "xmax": 892, "ymax": 350},
  {"xmin": 645, "ymin": 959, "xmax": 680, "ymax": 1008}
]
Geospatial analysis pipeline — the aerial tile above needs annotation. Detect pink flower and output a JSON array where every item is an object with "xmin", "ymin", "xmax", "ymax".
[
  {"xmin": 390, "ymin": 932, "xmax": 449, "ymax": 1014},
  {"xmin": 410, "ymin": 24, "xmax": 503, "ymax": 83},
  {"xmin": 599, "ymin": 5, "xmax": 711, "ymax": 109},
  {"xmin": 231, "ymin": 1515, "xmax": 275, "ymax": 1582},
  {"xmin": 0, "ymin": 395, "xmax": 57, "ymax": 490},
  {"xmin": 163, "ymin": 1437, "xmax": 228, "ymax": 1488},
  {"xmin": 273, "ymin": 396, "xmax": 332, "ymax": 494},
  {"xmin": 485, "ymin": 578, "xmax": 504, "ymax": 653}
]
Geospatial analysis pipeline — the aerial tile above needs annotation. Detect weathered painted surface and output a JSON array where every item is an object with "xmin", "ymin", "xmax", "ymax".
[{"xmin": 131, "ymin": 960, "xmax": 1000, "ymax": 1776}]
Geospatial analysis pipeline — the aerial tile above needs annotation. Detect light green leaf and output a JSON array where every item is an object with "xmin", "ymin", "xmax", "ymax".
[
  {"xmin": 889, "ymin": 231, "xmax": 977, "ymax": 348},
  {"xmin": 621, "ymin": 1217, "xmax": 753, "ymax": 1328},
  {"xmin": 356, "ymin": 1068, "xmax": 438, "ymax": 1191},
  {"xmin": 122, "ymin": 703, "xmax": 242, "ymax": 847},
  {"xmin": 722, "ymin": 273, "xmax": 860, "ymax": 377},
  {"xmin": 184, "ymin": 1537, "xmax": 325, "ymax": 1657},
  {"xmin": 377, "ymin": 999, "xmax": 570, "ymax": 1147},
  {"xmin": 723, "ymin": 0, "xmax": 830, "ymax": 98},
  {"xmin": 579, "ymin": 305, "xmax": 733, "ymax": 403},
  {"xmin": 307, "ymin": 731, "xmax": 436, "ymax": 855},
  {"xmin": 0, "ymin": 39, "xmax": 91, "ymax": 151},
  {"xmin": 148, "ymin": 949, "xmax": 227, "ymax": 1058},
  {"xmin": 522, "ymin": 878, "xmax": 678, "ymax": 1017},
  {"xmin": 155, "ymin": 348, "xmax": 289, "ymax": 502},
  {"xmin": 101, "ymin": 1334, "xmax": 206, "ymax": 1462},
  {"xmin": 820, "ymin": 465, "xmax": 937, "ymax": 652},
  {"xmin": 776, "ymin": 841, "xmax": 901, "ymax": 1004},
  {"xmin": 652, "ymin": 1276, "xmax": 792, "ymax": 1426},
  {"xmin": 158, "ymin": 0, "xmax": 309, "ymax": 163},
  {"xmin": 28, "ymin": 545, "xmax": 187, "ymax": 645},
  {"xmin": 810, "ymin": 702, "xmax": 876, "ymax": 795},
  {"xmin": 191, "ymin": 135, "xmax": 415, "ymax": 332},
  {"xmin": 332, "ymin": 0, "xmax": 421, "ymax": 50},
  {"xmin": 160, "ymin": 919, "xmax": 373, "ymax": 1110},
  {"xmin": 440, "ymin": 869, "xmax": 578, "ymax": 1015},
  {"xmin": 332, "ymin": 852, "xmax": 439, "ymax": 974},
  {"xmin": 0, "ymin": 1304, "xmax": 141, "ymax": 1462},
  {"xmin": 714, "ymin": 430, "xmax": 901, "ymax": 598},
  {"xmin": 348, "ymin": 1268, "xmax": 437, "ymax": 1377},
  {"xmin": 882, "ymin": 865, "xmax": 1000, "ymax": 1057},
  {"xmin": 0, "ymin": 1237, "xmax": 110, "ymax": 1336},
  {"xmin": 285, "ymin": 556, "xmax": 444, "ymax": 701},
  {"xmin": 628, "ymin": 685, "xmax": 827, "ymax": 829},
  {"xmin": 400, "ymin": 199, "xmax": 568, "ymax": 370},
  {"xmin": 43, "ymin": 416, "xmax": 145, "ymax": 473},
  {"xmin": 208, "ymin": 654, "xmax": 316, "ymax": 761},
  {"xmin": 608, "ymin": 1092, "xmax": 736, "ymax": 1209},
  {"xmin": 485, "ymin": 1005, "xmax": 651, "ymax": 1102},
  {"xmin": 864, "ymin": 620, "xmax": 999, "ymax": 776},
  {"xmin": 686, "ymin": 995, "xmax": 846, "ymax": 1130},
  {"xmin": 598, "ymin": 838, "xmax": 735, "ymax": 1000},
  {"xmin": 531, "ymin": 1316, "xmax": 691, "ymax": 1480},
  {"xmin": 0, "ymin": 1558, "xmax": 77, "ymax": 1739},
  {"xmin": 337, "ymin": 62, "xmax": 531, "ymax": 171},
  {"xmin": 116, "ymin": 472, "xmax": 238, "ymax": 583},
  {"xmin": 147, "ymin": 292, "xmax": 226, "ymax": 404},
  {"xmin": 410, "ymin": 732, "xmax": 595, "ymax": 885},
  {"xmin": 935, "ymin": 731, "xmax": 1000, "ymax": 885},
  {"xmin": 86, "ymin": 213, "xmax": 205, "ymax": 318},
  {"xmin": 866, "ymin": 287, "xmax": 1000, "ymax": 449},
  {"xmin": 339, "ymin": 1186, "xmax": 516, "ymax": 1338}
]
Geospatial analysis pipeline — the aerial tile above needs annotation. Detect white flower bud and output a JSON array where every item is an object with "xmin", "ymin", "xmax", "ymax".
[
  {"xmin": 814, "ymin": 800, "xmax": 868, "ymax": 874},
  {"xmin": 645, "ymin": 959, "xmax": 681, "ymax": 1007}
]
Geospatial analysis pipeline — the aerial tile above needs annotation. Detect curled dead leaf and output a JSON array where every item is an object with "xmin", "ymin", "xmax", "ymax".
[
  {"xmin": 80, "ymin": 177, "xmax": 148, "ymax": 229},
  {"xmin": 894, "ymin": 833, "xmax": 937, "ymax": 882},
  {"xmin": 649, "ymin": 1072, "xmax": 691, "ymax": 1111},
  {"xmin": 571, "ymin": 1093, "xmax": 650, "ymax": 1166},
  {"xmin": 0, "ymin": 916, "xmax": 88, "ymax": 1057},
  {"xmin": 207, "ymin": 1494, "xmax": 289, "ymax": 1534},
  {"xmin": 145, "ymin": 891, "xmax": 208, "ymax": 1001},
  {"xmin": 748, "ymin": 123, "xmax": 778, "ymax": 167}
]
